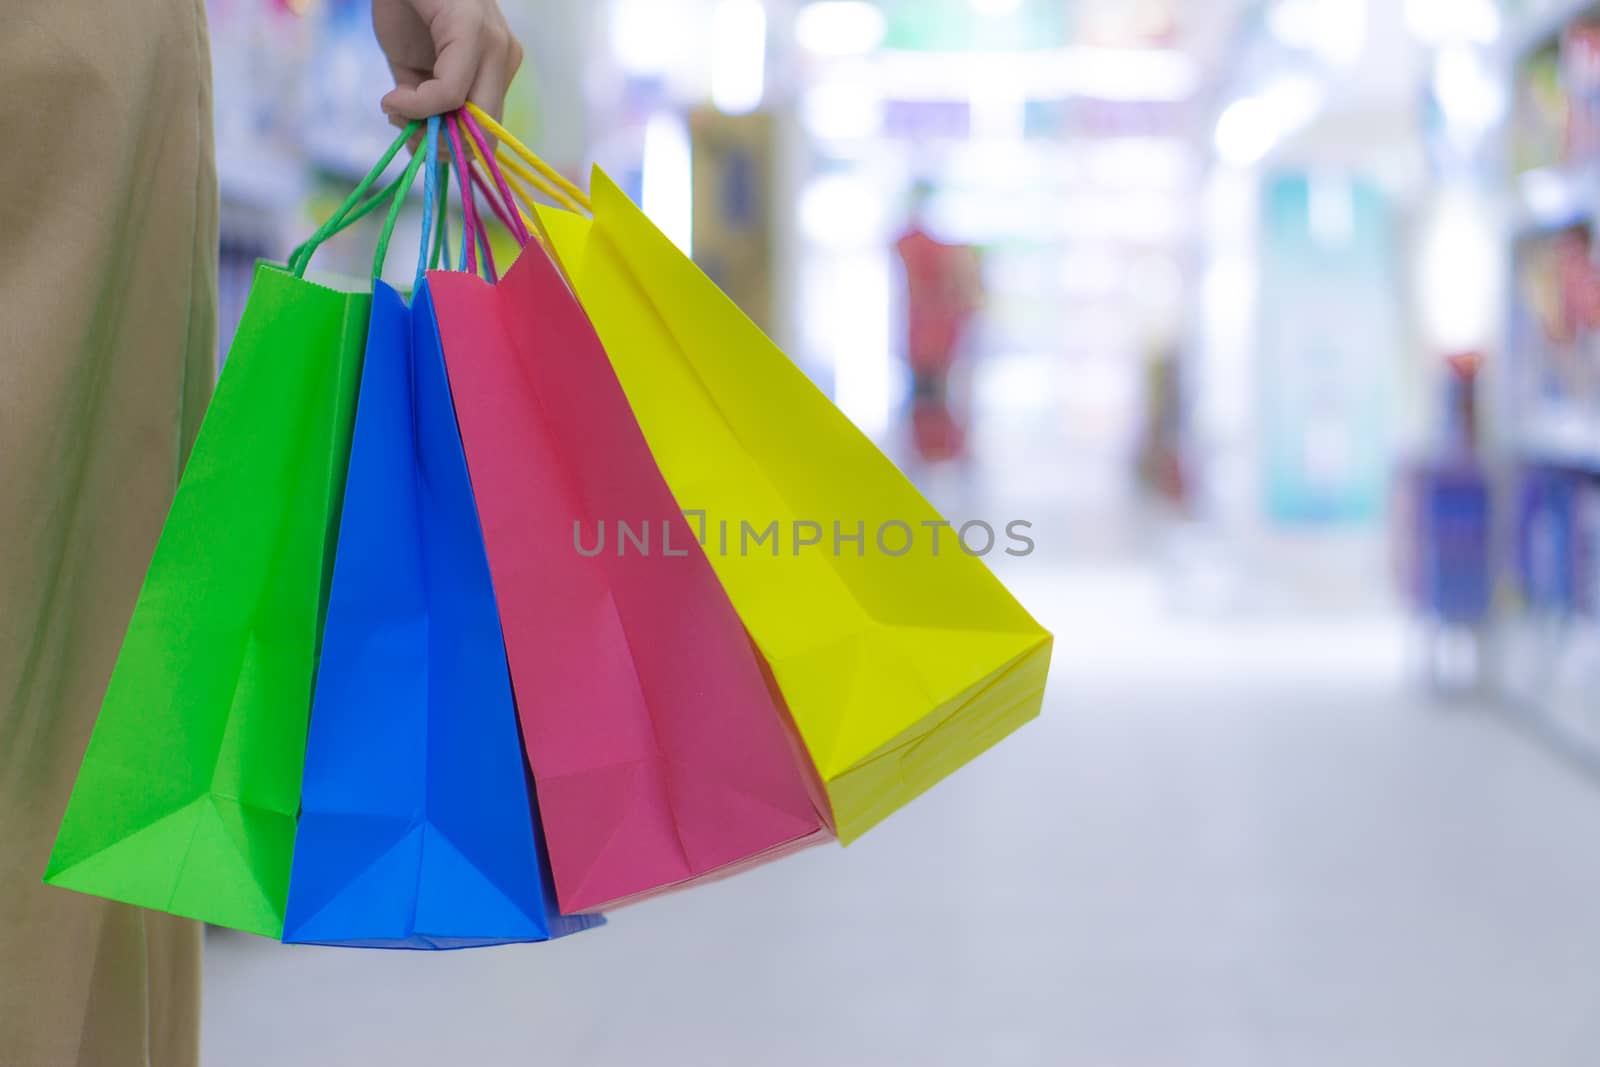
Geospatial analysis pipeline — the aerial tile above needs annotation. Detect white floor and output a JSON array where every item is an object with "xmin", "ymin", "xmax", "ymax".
[{"xmin": 203, "ymin": 562, "xmax": 1600, "ymax": 1066}]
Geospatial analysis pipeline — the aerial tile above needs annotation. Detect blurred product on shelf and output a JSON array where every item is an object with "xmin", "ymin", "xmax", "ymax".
[
  {"xmin": 690, "ymin": 108, "xmax": 777, "ymax": 332},
  {"xmin": 1511, "ymin": 15, "xmax": 1600, "ymax": 174},
  {"xmin": 1515, "ymin": 42, "xmax": 1566, "ymax": 174},
  {"xmin": 1517, "ymin": 465, "xmax": 1587, "ymax": 615},
  {"xmin": 1563, "ymin": 20, "xmax": 1600, "ymax": 164},
  {"xmin": 1510, "ymin": 225, "xmax": 1600, "ymax": 467},
  {"xmin": 1582, "ymin": 478, "xmax": 1600, "ymax": 616}
]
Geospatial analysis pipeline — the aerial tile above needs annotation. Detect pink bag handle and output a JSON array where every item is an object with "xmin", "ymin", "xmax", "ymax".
[
  {"xmin": 470, "ymin": 184, "xmax": 499, "ymax": 281},
  {"xmin": 469, "ymin": 159, "xmax": 524, "ymax": 246},
  {"xmin": 460, "ymin": 111, "xmax": 534, "ymax": 248},
  {"xmin": 444, "ymin": 114, "xmax": 497, "ymax": 281}
]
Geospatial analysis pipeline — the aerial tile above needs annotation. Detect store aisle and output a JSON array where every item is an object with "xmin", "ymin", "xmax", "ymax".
[{"xmin": 204, "ymin": 563, "xmax": 1600, "ymax": 1067}]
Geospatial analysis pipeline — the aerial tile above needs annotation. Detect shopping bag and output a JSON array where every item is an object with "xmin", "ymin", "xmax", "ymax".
[
  {"xmin": 44, "ymin": 129, "xmax": 421, "ymax": 937},
  {"xmin": 472, "ymin": 107, "xmax": 1053, "ymax": 844},
  {"xmin": 422, "ymin": 115, "xmax": 828, "ymax": 913},
  {"xmin": 283, "ymin": 124, "xmax": 598, "ymax": 947}
]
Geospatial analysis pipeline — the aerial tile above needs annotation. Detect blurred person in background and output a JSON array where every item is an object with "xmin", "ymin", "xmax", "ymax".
[
  {"xmin": 895, "ymin": 179, "xmax": 983, "ymax": 466},
  {"xmin": 1134, "ymin": 340, "xmax": 1190, "ymax": 511},
  {"xmin": 0, "ymin": 2, "xmax": 520, "ymax": 1062}
]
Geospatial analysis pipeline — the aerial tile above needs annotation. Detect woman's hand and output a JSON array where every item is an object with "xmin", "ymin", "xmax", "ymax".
[{"xmin": 373, "ymin": 0, "xmax": 524, "ymax": 122}]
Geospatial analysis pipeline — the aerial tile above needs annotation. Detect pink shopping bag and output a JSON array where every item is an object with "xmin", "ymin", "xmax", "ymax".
[{"xmin": 426, "ymin": 115, "xmax": 830, "ymax": 913}]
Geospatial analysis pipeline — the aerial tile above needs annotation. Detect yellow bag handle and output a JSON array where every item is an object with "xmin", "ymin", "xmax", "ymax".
[
  {"xmin": 498, "ymin": 152, "xmax": 581, "ymax": 218},
  {"xmin": 459, "ymin": 116, "xmax": 582, "ymax": 219},
  {"xmin": 465, "ymin": 102, "xmax": 593, "ymax": 217}
]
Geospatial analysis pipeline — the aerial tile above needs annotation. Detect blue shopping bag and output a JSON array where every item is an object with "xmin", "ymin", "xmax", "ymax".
[{"xmin": 283, "ymin": 122, "xmax": 600, "ymax": 948}]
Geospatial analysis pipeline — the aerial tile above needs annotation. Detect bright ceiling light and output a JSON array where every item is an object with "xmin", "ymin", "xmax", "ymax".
[
  {"xmin": 711, "ymin": 0, "xmax": 767, "ymax": 115},
  {"xmin": 1214, "ymin": 77, "xmax": 1323, "ymax": 166},
  {"xmin": 642, "ymin": 114, "xmax": 693, "ymax": 256},
  {"xmin": 1417, "ymin": 190, "xmax": 1501, "ymax": 351},
  {"xmin": 801, "ymin": 76, "xmax": 884, "ymax": 140},
  {"xmin": 1432, "ymin": 44, "xmax": 1506, "ymax": 134},
  {"xmin": 610, "ymin": 0, "xmax": 690, "ymax": 74},
  {"xmin": 1064, "ymin": 47, "xmax": 1198, "ymax": 101},
  {"xmin": 1215, "ymin": 98, "xmax": 1280, "ymax": 167},
  {"xmin": 1266, "ymin": 0, "xmax": 1319, "ymax": 48},
  {"xmin": 1267, "ymin": 0, "xmax": 1366, "ymax": 66},
  {"xmin": 872, "ymin": 48, "xmax": 1198, "ymax": 103},
  {"xmin": 1404, "ymin": 0, "xmax": 1501, "ymax": 45},
  {"xmin": 796, "ymin": 1, "xmax": 887, "ymax": 57}
]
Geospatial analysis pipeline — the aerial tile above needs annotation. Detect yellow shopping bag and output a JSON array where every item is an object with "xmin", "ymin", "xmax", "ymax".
[{"xmin": 472, "ymin": 109, "xmax": 1052, "ymax": 842}]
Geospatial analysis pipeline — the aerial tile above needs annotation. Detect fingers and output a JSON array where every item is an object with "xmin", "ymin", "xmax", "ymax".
[
  {"xmin": 382, "ymin": 23, "xmax": 477, "ymax": 119},
  {"xmin": 475, "ymin": 30, "xmax": 524, "ymax": 123},
  {"xmin": 467, "ymin": 31, "xmax": 515, "ymax": 124},
  {"xmin": 384, "ymin": 107, "xmax": 426, "ymax": 154},
  {"xmin": 380, "ymin": 2, "xmax": 522, "ymax": 122}
]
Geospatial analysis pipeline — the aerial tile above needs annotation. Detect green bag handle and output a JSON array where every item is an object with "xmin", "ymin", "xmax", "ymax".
[
  {"xmin": 286, "ymin": 172, "xmax": 406, "ymax": 277},
  {"xmin": 289, "ymin": 121, "xmax": 420, "ymax": 279},
  {"xmin": 370, "ymin": 119, "xmax": 437, "ymax": 286},
  {"xmin": 287, "ymin": 119, "xmax": 469, "ymax": 286}
]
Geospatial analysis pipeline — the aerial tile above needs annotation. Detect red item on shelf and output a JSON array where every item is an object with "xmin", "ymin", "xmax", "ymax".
[{"xmin": 1564, "ymin": 23, "xmax": 1600, "ymax": 165}]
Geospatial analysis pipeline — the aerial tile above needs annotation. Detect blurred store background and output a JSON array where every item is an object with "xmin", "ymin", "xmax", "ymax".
[{"xmin": 204, "ymin": 1, "xmax": 1600, "ymax": 1064}]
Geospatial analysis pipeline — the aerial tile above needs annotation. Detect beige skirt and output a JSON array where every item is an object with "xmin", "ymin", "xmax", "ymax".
[{"xmin": 0, "ymin": 2, "xmax": 216, "ymax": 1063}]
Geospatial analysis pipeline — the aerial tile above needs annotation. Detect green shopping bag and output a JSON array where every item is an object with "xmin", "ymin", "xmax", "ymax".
[{"xmin": 44, "ymin": 128, "xmax": 427, "ymax": 938}]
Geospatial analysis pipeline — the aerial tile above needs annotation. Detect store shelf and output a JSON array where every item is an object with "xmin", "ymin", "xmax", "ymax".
[
  {"xmin": 1497, "ymin": 615, "xmax": 1600, "ymax": 770},
  {"xmin": 218, "ymin": 144, "xmax": 306, "ymax": 249},
  {"xmin": 1510, "ymin": 0, "xmax": 1600, "ymax": 62},
  {"xmin": 1515, "ymin": 165, "xmax": 1600, "ymax": 233},
  {"xmin": 1495, "ymin": 0, "xmax": 1600, "ymax": 772},
  {"xmin": 1519, "ymin": 405, "xmax": 1600, "ymax": 472},
  {"xmin": 218, "ymin": 144, "xmax": 305, "ymax": 210}
]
